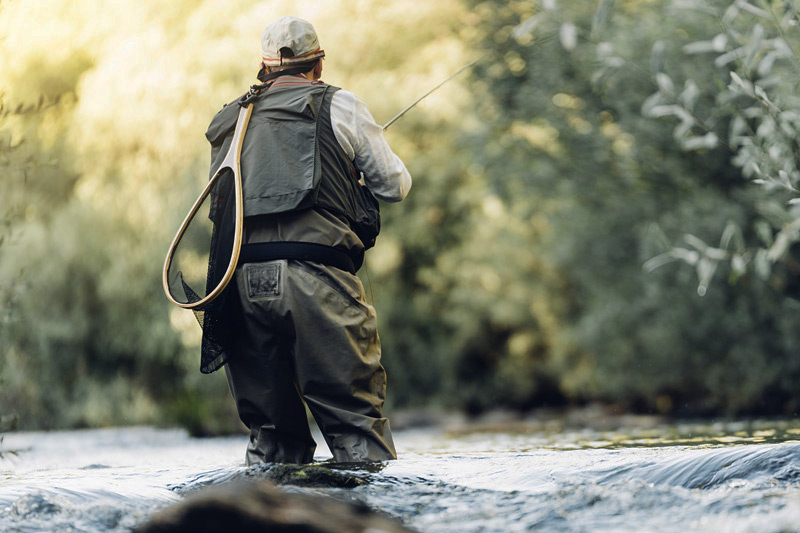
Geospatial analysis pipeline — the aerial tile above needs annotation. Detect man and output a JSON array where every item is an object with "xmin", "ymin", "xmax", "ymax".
[{"xmin": 204, "ymin": 16, "xmax": 411, "ymax": 464}]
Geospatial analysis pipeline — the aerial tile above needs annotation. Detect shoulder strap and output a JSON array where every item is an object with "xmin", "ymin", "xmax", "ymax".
[{"xmin": 240, "ymin": 66, "xmax": 312, "ymax": 106}]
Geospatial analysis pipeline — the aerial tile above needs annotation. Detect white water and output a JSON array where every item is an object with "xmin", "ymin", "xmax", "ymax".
[{"xmin": 1, "ymin": 421, "xmax": 800, "ymax": 532}]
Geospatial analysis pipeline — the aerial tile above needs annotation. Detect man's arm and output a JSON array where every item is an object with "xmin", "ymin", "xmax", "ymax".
[{"xmin": 329, "ymin": 89, "xmax": 412, "ymax": 203}]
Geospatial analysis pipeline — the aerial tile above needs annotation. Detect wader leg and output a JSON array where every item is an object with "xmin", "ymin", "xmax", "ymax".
[
  {"xmin": 285, "ymin": 262, "xmax": 397, "ymax": 462},
  {"xmin": 225, "ymin": 264, "xmax": 316, "ymax": 465}
]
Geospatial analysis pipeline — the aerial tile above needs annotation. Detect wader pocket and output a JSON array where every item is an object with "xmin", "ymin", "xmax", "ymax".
[{"xmin": 244, "ymin": 261, "xmax": 283, "ymax": 300}]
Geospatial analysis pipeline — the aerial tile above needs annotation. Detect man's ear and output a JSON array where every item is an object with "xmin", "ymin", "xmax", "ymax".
[
  {"xmin": 313, "ymin": 60, "xmax": 323, "ymax": 80},
  {"xmin": 257, "ymin": 62, "xmax": 269, "ymax": 82}
]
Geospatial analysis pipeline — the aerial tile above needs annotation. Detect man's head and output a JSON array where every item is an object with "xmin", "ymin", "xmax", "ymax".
[{"xmin": 260, "ymin": 16, "xmax": 325, "ymax": 78}]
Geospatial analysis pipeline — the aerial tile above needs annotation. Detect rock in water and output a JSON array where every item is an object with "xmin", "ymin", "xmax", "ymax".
[
  {"xmin": 134, "ymin": 480, "xmax": 414, "ymax": 533},
  {"xmin": 168, "ymin": 462, "xmax": 374, "ymax": 496},
  {"xmin": 247, "ymin": 462, "xmax": 370, "ymax": 488}
]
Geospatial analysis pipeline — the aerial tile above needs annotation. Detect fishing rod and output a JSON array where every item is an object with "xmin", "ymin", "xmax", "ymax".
[{"xmin": 382, "ymin": 53, "xmax": 491, "ymax": 131}]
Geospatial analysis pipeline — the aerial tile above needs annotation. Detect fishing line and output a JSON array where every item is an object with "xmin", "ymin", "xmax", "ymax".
[{"xmin": 382, "ymin": 53, "xmax": 492, "ymax": 131}]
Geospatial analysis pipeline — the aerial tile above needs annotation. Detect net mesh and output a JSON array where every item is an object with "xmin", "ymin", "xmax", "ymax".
[{"xmin": 166, "ymin": 167, "xmax": 241, "ymax": 373}]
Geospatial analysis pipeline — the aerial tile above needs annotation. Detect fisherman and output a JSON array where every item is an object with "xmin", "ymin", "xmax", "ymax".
[{"xmin": 204, "ymin": 16, "xmax": 411, "ymax": 464}]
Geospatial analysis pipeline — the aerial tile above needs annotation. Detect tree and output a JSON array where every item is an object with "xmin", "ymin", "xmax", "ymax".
[
  {"xmin": 462, "ymin": 0, "xmax": 800, "ymax": 415},
  {"xmin": 0, "ymin": 94, "xmax": 28, "ymax": 454},
  {"xmin": 640, "ymin": 0, "xmax": 800, "ymax": 295}
]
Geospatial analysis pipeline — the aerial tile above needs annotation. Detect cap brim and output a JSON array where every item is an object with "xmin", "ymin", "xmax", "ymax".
[{"xmin": 262, "ymin": 49, "xmax": 325, "ymax": 66}]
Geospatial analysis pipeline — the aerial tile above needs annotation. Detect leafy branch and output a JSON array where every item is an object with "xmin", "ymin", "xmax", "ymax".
[
  {"xmin": 528, "ymin": 0, "xmax": 800, "ymax": 293},
  {"xmin": 643, "ymin": 0, "xmax": 800, "ymax": 290}
]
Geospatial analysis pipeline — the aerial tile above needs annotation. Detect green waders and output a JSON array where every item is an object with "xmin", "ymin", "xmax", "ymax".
[{"xmin": 224, "ymin": 258, "xmax": 397, "ymax": 464}]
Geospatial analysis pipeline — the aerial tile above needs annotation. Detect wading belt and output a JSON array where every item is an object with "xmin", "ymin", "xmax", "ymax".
[{"xmin": 238, "ymin": 241, "xmax": 357, "ymax": 275}]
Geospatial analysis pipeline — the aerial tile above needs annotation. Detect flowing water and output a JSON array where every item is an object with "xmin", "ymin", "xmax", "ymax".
[{"xmin": 1, "ymin": 417, "xmax": 800, "ymax": 532}]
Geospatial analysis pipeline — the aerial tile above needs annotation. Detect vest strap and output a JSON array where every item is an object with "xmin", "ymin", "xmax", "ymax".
[{"xmin": 238, "ymin": 241, "xmax": 357, "ymax": 275}]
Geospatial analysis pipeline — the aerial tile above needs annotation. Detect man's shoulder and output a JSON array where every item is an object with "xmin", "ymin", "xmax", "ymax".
[
  {"xmin": 205, "ymin": 99, "xmax": 240, "ymax": 144},
  {"xmin": 329, "ymin": 87, "xmax": 365, "ymax": 112}
]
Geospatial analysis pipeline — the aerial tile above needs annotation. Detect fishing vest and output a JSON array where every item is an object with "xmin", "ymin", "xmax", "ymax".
[{"xmin": 205, "ymin": 79, "xmax": 362, "ymax": 232}]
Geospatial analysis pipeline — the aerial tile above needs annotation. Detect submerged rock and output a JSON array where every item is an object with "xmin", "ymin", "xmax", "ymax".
[
  {"xmin": 170, "ymin": 462, "xmax": 376, "ymax": 495},
  {"xmin": 135, "ymin": 480, "xmax": 414, "ymax": 533},
  {"xmin": 247, "ymin": 462, "xmax": 370, "ymax": 488}
]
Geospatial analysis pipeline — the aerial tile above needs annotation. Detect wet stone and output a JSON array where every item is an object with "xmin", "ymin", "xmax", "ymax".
[
  {"xmin": 80, "ymin": 464, "xmax": 112, "ymax": 470},
  {"xmin": 245, "ymin": 462, "xmax": 371, "ymax": 488},
  {"xmin": 134, "ymin": 479, "xmax": 413, "ymax": 533},
  {"xmin": 169, "ymin": 462, "xmax": 375, "ymax": 496}
]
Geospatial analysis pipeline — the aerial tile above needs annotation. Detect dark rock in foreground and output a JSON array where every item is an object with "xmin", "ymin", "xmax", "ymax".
[{"xmin": 135, "ymin": 479, "xmax": 414, "ymax": 533}]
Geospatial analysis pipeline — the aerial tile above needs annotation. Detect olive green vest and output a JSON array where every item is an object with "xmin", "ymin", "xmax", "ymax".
[{"xmin": 205, "ymin": 81, "xmax": 359, "ymax": 225}]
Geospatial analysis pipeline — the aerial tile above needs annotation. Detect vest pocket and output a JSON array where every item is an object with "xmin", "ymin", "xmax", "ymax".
[{"xmin": 241, "ymin": 118, "xmax": 320, "ymax": 216}]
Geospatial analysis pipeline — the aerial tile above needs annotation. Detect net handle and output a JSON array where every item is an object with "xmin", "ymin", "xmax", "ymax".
[{"xmin": 162, "ymin": 104, "xmax": 253, "ymax": 309}]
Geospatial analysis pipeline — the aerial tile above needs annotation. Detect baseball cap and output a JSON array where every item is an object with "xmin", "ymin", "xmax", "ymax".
[{"xmin": 261, "ymin": 16, "xmax": 326, "ymax": 66}]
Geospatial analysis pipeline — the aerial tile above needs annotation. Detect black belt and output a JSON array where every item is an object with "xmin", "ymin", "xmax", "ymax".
[{"xmin": 238, "ymin": 241, "xmax": 357, "ymax": 275}]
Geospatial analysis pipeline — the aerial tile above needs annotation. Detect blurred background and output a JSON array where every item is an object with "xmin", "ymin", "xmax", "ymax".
[{"xmin": 1, "ymin": 0, "xmax": 799, "ymax": 436}]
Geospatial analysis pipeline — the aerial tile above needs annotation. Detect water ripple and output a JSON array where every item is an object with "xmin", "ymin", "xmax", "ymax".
[{"xmin": 1, "ymin": 425, "xmax": 800, "ymax": 532}]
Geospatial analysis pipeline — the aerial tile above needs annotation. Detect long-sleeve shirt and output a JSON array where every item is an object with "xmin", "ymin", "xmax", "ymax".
[{"xmin": 329, "ymin": 88, "xmax": 411, "ymax": 203}]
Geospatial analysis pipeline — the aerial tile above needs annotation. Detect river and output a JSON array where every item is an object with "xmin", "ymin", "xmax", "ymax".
[{"xmin": 1, "ymin": 416, "xmax": 799, "ymax": 532}]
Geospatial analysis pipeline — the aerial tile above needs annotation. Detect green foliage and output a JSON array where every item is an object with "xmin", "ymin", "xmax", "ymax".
[
  {"xmin": 459, "ymin": 0, "xmax": 800, "ymax": 415},
  {"xmin": 639, "ymin": 0, "xmax": 800, "ymax": 291},
  {"xmin": 374, "ymin": 130, "xmax": 565, "ymax": 413},
  {"xmin": 1, "ymin": 94, "xmax": 26, "ymax": 454}
]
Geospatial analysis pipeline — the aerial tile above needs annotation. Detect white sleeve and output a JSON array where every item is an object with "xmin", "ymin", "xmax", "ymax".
[{"xmin": 329, "ymin": 89, "xmax": 412, "ymax": 203}]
